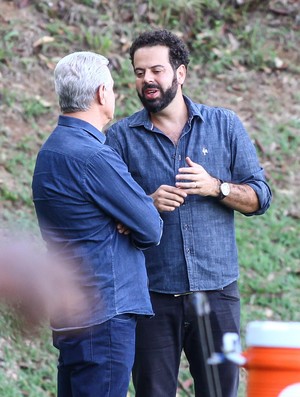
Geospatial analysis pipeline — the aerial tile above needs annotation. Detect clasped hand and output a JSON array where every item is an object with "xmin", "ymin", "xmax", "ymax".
[
  {"xmin": 118, "ymin": 157, "xmax": 218, "ymax": 223},
  {"xmin": 150, "ymin": 157, "xmax": 218, "ymax": 213},
  {"xmin": 175, "ymin": 156, "xmax": 217, "ymax": 196}
]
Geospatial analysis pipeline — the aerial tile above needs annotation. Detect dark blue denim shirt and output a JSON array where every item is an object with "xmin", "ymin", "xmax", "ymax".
[
  {"xmin": 106, "ymin": 96, "xmax": 272, "ymax": 293},
  {"xmin": 32, "ymin": 115, "xmax": 163, "ymax": 330}
]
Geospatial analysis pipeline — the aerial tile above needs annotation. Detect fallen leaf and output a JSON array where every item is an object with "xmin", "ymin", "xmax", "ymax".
[
  {"xmin": 33, "ymin": 36, "xmax": 55, "ymax": 48},
  {"xmin": 37, "ymin": 54, "xmax": 56, "ymax": 70},
  {"xmin": 265, "ymin": 308, "xmax": 274, "ymax": 318},
  {"xmin": 228, "ymin": 32, "xmax": 240, "ymax": 51},
  {"xmin": 274, "ymin": 56, "xmax": 288, "ymax": 70}
]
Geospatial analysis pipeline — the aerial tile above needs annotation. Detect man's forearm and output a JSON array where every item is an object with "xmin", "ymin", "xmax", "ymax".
[{"xmin": 219, "ymin": 183, "xmax": 260, "ymax": 214}]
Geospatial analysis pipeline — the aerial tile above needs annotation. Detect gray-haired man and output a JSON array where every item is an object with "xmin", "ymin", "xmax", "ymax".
[{"xmin": 32, "ymin": 51, "xmax": 163, "ymax": 397}]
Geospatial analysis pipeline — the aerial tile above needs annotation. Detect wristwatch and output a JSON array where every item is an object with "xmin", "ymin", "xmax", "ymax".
[{"xmin": 218, "ymin": 180, "xmax": 230, "ymax": 200}]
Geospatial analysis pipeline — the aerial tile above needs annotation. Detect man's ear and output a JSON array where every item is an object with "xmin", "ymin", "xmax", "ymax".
[
  {"xmin": 176, "ymin": 64, "xmax": 186, "ymax": 86},
  {"xmin": 97, "ymin": 84, "xmax": 106, "ymax": 105}
]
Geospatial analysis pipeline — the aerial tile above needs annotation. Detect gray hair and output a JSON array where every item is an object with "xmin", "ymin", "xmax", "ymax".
[{"xmin": 54, "ymin": 51, "xmax": 112, "ymax": 113}]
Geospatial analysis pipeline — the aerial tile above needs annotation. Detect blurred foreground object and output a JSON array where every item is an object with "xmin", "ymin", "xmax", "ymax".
[
  {"xmin": 211, "ymin": 321, "xmax": 300, "ymax": 397},
  {"xmin": 0, "ymin": 238, "xmax": 87, "ymax": 333},
  {"xmin": 190, "ymin": 292, "xmax": 222, "ymax": 397}
]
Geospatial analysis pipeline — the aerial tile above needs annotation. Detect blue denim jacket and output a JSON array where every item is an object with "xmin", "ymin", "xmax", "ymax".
[
  {"xmin": 32, "ymin": 116, "xmax": 163, "ymax": 330},
  {"xmin": 106, "ymin": 96, "xmax": 272, "ymax": 293}
]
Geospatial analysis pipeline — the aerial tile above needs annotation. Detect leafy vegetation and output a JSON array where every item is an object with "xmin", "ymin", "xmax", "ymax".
[{"xmin": 0, "ymin": 0, "xmax": 299, "ymax": 396}]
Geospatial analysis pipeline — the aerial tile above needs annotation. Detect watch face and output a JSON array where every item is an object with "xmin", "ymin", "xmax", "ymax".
[{"xmin": 221, "ymin": 182, "xmax": 230, "ymax": 196}]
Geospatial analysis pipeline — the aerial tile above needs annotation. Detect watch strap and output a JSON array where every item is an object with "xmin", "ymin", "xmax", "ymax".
[{"xmin": 217, "ymin": 179, "xmax": 225, "ymax": 200}]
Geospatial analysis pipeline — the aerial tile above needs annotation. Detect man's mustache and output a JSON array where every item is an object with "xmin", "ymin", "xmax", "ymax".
[{"xmin": 142, "ymin": 84, "xmax": 161, "ymax": 93}]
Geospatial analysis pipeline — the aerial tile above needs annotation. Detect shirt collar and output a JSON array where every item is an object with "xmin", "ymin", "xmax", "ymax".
[
  {"xmin": 58, "ymin": 115, "xmax": 106, "ymax": 144},
  {"xmin": 183, "ymin": 95, "xmax": 205, "ymax": 123}
]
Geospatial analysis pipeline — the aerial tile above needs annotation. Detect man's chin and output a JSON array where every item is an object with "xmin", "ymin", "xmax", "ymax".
[
  {"xmin": 143, "ymin": 104, "xmax": 161, "ymax": 113},
  {"xmin": 139, "ymin": 98, "xmax": 161, "ymax": 113}
]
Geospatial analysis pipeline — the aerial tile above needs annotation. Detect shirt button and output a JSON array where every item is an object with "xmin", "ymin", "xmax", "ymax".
[
  {"xmin": 186, "ymin": 248, "xmax": 190, "ymax": 253},
  {"xmin": 184, "ymin": 224, "xmax": 189, "ymax": 230}
]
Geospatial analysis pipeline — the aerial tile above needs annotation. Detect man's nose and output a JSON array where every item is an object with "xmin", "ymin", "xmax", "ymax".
[{"xmin": 143, "ymin": 70, "xmax": 155, "ymax": 83}]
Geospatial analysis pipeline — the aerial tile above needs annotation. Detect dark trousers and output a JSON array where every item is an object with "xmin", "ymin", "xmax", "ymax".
[
  {"xmin": 53, "ymin": 314, "xmax": 137, "ymax": 397},
  {"xmin": 132, "ymin": 282, "xmax": 240, "ymax": 397}
]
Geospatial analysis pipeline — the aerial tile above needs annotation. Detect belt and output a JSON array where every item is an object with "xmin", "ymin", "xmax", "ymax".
[
  {"xmin": 173, "ymin": 287, "xmax": 224, "ymax": 297},
  {"xmin": 173, "ymin": 292, "xmax": 194, "ymax": 297}
]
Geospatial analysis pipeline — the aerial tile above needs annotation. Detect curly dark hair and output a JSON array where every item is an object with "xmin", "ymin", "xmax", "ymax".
[{"xmin": 129, "ymin": 29, "xmax": 190, "ymax": 70}]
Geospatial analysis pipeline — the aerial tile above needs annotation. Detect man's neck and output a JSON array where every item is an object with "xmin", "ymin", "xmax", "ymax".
[
  {"xmin": 63, "ymin": 108, "xmax": 106, "ymax": 133},
  {"xmin": 150, "ymin": 94, "xmax": 188, "ymax": 144}
]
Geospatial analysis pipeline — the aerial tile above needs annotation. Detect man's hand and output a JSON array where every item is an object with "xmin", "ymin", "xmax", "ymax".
[
  {"xmin": 176, "ymin": 157, "xmax": 260, "ymax": 213},
  {"xmin": 116, "ymin": 222, "xmax": 131, "ymax": 235},
  {"xmin": 150, "ymin": 185, "xmax": 187, "ymax": 212},
  {"xmin": 175, "ymin": 157, "xmax": 219, "ymax": 197}
]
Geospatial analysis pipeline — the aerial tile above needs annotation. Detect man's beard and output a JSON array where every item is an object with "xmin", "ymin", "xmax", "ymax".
[{"xmin": 138, "ymin": 75, "xmax": 178, "ymax": 113}]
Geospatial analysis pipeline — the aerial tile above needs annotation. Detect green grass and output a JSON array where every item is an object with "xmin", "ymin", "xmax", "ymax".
[
  {"xmin": 0, "ymin": 311, "xmax": 57, "ymax": 397},
  {"xmin": 0, "ymin": 0, "xmax": 299, "ymax": 396}
]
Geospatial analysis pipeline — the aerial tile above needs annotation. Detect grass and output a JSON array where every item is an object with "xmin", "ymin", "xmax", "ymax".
[
  {"xmin": 0, "ymin": 313, "xmax": 56, "ymax": 397},
  {"xmin": 0, "ymin": 0, "xmax": 299, "ymax": 396}
]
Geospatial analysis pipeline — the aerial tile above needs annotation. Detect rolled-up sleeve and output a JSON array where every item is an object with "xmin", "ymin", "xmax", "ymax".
[{"xmin": 230, "ymin": 114, "xmax": 272, "ymax": 216}]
